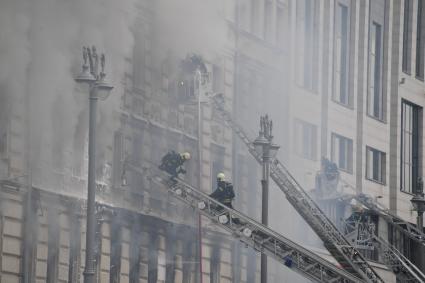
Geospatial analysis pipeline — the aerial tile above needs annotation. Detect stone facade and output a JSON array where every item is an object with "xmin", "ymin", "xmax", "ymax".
[{"xmin": 1, "ymin": 0, "xmax": 425, "ymax": 282}]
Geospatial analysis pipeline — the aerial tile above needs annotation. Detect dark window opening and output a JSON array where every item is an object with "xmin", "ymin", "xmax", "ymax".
[
  {"xmin": 331, "ymin": 133, "xmax": 353, "ymax": 174},
  {"xmin": 333, "ymin": 3, "xmax": 350, "ymax": 105},
  {"xmin": 403, "ymin": 0, "xmax": 413, "ymax": 74},
  {"xmin": 401, "ymin": 100, "xmax": 422, "ymax": 194},
  {"xmin": 367, "ymin": 22, "xmax": 384, "ymax": 120},
  {"xmin": 416, "ymin": 0, "xmax": 425, "ymax": 79},
  {"xmin": 366, "ymin": 146, "xmax": 386, "ymax": 184}
]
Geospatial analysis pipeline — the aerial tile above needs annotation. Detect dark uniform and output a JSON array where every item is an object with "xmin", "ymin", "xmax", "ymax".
[
  {"xmin": 315, "ymin": 157, "xmax": 340, "ymax": 198},
  {"xmin": 159, "ymin": 151, "xmax": 187, "ymax": 179},
  {"xmin": 209, "ymin": 180, "xmax": 235, "ymax": 210}
]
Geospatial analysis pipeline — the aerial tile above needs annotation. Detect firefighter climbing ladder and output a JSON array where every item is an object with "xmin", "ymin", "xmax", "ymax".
[
  {"xmin": 210, "ymin": 95, "xmax": 385, "ymax": 283},
  {"xmin": 151, "ymin": 171, "xmax": 363, "ymax": 283}
]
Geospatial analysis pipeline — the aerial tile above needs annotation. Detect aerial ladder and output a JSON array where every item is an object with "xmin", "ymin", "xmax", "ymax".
[
  {"xmin": 335, "ymin": 178, "xmax": 425, "ymax": 248},
  {"xmin": 316, "ymin": 173, "xmax": 425, "ymax": 281},
  {"xmin": 151, "ymin": 170, "xmax": 363, "ymax": 283},
  {"xmin": 342, "ymin": 213, "xmax": 425, "ymax": 282},
  {"xmin": 209, "ymin": 94, "xmax": 386, "ymax": 283},
  {"xmin": 353, "ymin": 192, "xmax": 425, "ymax": 247},
  {"xmin": 209, "ymin": 94, "xmax": 425, "ymax": 282}
]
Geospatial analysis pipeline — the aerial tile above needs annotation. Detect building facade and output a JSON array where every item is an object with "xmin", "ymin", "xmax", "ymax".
[
  {"xmin": 0, "ymin": 0, "xmax": 424, "ymax": 283},
  {"xmin": 232, "ymin": 0, "xmax": 425, "ymax": 281}
]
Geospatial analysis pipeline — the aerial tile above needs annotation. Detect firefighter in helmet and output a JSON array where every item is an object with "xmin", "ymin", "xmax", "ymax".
[
  {"xmin": 209, "ymin": 173, "xmax": 235, "ymax": 210},
  {"xmin": 159, "ymin": 151, "xmax": 191, "ymax": 179}
]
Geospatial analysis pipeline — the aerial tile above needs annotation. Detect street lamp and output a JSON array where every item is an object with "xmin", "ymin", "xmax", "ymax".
[
  {"xmin": 253, "ymin": 115, "xmax": 279, "ymax": 283},
  {"xmin": 411, "ymin": 178, "xmax": 425, "ymax": 231},
  {"xmin": 75, "ymin": 46, "xmax": 113, "ymax": 283}
]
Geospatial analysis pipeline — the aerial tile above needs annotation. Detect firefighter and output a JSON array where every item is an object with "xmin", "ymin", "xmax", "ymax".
[
  {"xmin": 315, "ymin": 157, "xmax": 340, "ymax": 198},
  {"xmin": 210, "ymin": 173, "xmax": 235, "ymax": 209},
  {"xmin": 209, "ymin": 173, "xmax": 240, "ymax": 224},
  {"xmin": 159, "ymin": 151, "xmax": 191, "ymax": 179}
]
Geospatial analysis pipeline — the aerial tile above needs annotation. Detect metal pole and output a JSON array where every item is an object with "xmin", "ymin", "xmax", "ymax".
[
  {"xmin": 83, "ymin": 88, "xmax": 98, "ymax": 283},
  {"xmin": 196, "ymin": 71, "xmax": 204, "ymax": 283},
  {"xmin": 418, "ymin": 211, "xmax": 424, "ymax": 232},
  {"xmin": 261, "ymin": 144, "xmax": 270, "ymax": 283}
]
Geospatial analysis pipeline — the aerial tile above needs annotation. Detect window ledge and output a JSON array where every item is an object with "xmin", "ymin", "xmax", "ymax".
[
  {"xmin": 295, "ymin": 82, "xmax": 319, "ymax": 95},
  {"xmin": 294, "ymin": 152, "xmax": 317, "ymax": 162},
  {"xmin": 331, "ymin": 98, "xmax": 354, "ymax": 110},
  {"xmin": 338, "ymin": 168, "xmax": 353, "ymax": 175},
  {"xmin": 365, "ymin": 177, "xmax": 386, "ymax": 186},
  {"xmin": 366, "ymin": 113, "xmax": 386, "ymax": 124},
  {"xmin": 415, "ymin": 75, "xmax": 424, "ymax": 82},
  {"xmin": 400, "ymin": 189, "xmax": 416, "ymax": 196}
]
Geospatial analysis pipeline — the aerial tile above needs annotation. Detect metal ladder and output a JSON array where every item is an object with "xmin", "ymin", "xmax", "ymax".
[
  {"xmin": 210, "ymin": 95, "xmax": 383, "ymax": 283},
  {"xmin": 312, "ymin": 173, "xmax": 425, "ymax": 282},
  {"xmin": 151, "ymin": 171, "xmax": 363, "ymax": 283},
  {"xmin": 342, "ymin": 212, "xmax": 425, "ymax": 282},
  {"xmin": 353, "ymin": 192, "xmax": 425, "ymax": 247}
]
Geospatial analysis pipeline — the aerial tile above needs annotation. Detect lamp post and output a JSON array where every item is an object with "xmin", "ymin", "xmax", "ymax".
[
  {"xmin": 253, "ymin": 115, "xmax": 279, "ymax": 283},
  {"xmin": 411, "ymin": 178, "xmax": 425, "ymax": 231},
  {"xmin": 75, "ymin": 46, "xmax": 113, "ymax": 283}
]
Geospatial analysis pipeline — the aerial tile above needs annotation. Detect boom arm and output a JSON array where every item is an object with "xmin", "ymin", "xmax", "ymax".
[
  {"xmin": 210, "ymin": 95, "xmax": 383, "ymax": 283},
  {"xmin": 151, "ymin": 171, "xmax": 363, "ymax": 283}
]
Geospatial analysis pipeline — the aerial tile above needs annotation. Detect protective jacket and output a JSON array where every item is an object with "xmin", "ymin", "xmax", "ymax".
[
  {"xmin": 159, "ymin": 151, "xmax": 186, "ymax": 178},
  {"xmin": 210, "ymin": 180, "xmax": 235, "ymax": 206}
]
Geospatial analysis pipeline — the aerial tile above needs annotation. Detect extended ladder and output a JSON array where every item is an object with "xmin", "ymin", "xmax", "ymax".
[
  {"xmin": 315, "ymin": 175, "xmax": 425, "ymax": 281},
  {"xmin": 354, "ymin": 193, "xmax": 425, "ymax": 247},
  {"xmin": 151, "ymin": 171, "xmax": 363, "ymax": 283},
  {"xmin": 210, "ymin": 95, "xmax": 383, "ymax": 283},
  {"xmin": 343, "ymin": 214, "xmax": 425, "ymax": 282}
]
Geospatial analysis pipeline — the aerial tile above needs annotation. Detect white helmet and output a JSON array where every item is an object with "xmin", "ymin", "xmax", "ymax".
[
  {"xmin": 181, "ymin": 152, "xmax": 191, "ymax": 160},
  {"xmin": 217, "ymin": 172, "xmax": 225, "ymax": 181}
]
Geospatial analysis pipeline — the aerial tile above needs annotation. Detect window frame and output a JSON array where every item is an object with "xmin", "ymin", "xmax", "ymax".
[
  {"xmin": 365, "ymin": 146, "xmax": 386, "ymax": 185},
  {"xmin": 294, "ymin": 119, "xmax": 318, "ymax": 161},
  {"xmin": 367, "ymin": 21, "xmax": 384, "ymax": 122},
  {"xmin": 296, "ymin": 0, "xmax": 320, "ymax": 93},
  {"xmin": 416, "ymin": 0, "xmax": 425, "ymax": 80},
  {"xmin": 402, "ymin": 0, "xmax": 413, "ymax": 75},
  {"xmin": 332, "ymin": 1, "xmax": 352, "ymax": 107},
  {"xmin": 400, "ymin": 99, "xmax": 422, "ymax": 194},
  {"xmin": 331, "ymin": 132, "xmax": 354, "ymax": 174}
]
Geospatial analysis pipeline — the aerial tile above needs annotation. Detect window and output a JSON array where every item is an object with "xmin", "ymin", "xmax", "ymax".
[
  {"xmin": 264, "ymin": 1, "xmax": 273, "ymax": 41},
  {"xmin": 276, "ymin": 5, "xmax": 288, "ymax": 48},
  {"xmin": 333, "ymin": 3, "xmax": 350, "ymax": 105},
  {"xmin": 148, "ymin": 233, "xmax": 159, "ymax": 283},
  {"xmin": 401, "ymin": 100, "xmax": 422, "ymax": 193},
  {"xmin": 367, "ymin": 22, "xmax": 384, "ymax": 120},
  {"xmin": 68, "ymin": 214, "xmax": 81, "ymax": 283},
  {"xmin": 210, "ymin": 246, "xmax": 220, "ymax": 283},
  {"xmin": 366, "ymin": 147, "xmax": 386, "ymax": 184},
  {"xmin": 403, "ymin": 0, "xmax": 413, "ymax": 74},
  {"xmin": 46, "ymin": 209, "xmax": 59, "ymax": 283},
  {"xmin": 416, "ymin": 0, "xmax": 425, "ymax": 80},
  {"xmin": 110, "ymin": 221, "xmax": 122, "ymax": 283},
  {"xmin": 113, "ymin": 131, "xmax": 124, "ymax": 187},
  {"xmin": 331, "ymin": 133, "xmax": 353, "ymax": 173},
  {"xmin": 294, "ymin": 119, "xmax": 317, "ymax": 160},
  {"xmin": 295, "ymin": 0, "xmax": 320, "ymax": 91},
  {"xmin": 239, "ymin": 2, "xmax": 249, "ymax": 31},
  {"xmin": 250, "ymin": 0, "xmax": 258, "ymax": 35}
]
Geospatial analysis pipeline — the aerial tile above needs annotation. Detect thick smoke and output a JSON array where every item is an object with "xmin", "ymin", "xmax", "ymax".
[
  {"xmin": 153, "ymin": 0, "xmax": 227, "ymax": 64},
  {"xmin": 0, "ymin": 0, "xmax": 137, "ymax": 194}
]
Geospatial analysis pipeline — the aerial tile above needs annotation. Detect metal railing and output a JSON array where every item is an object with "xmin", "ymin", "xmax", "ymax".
[
  {"xmin": 210, "ymin": 95, "xmax": 384, "ymax": 283},
  {"xmin": 151, "ymin": 171, "xmax": 363, "ymax": 283}
]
